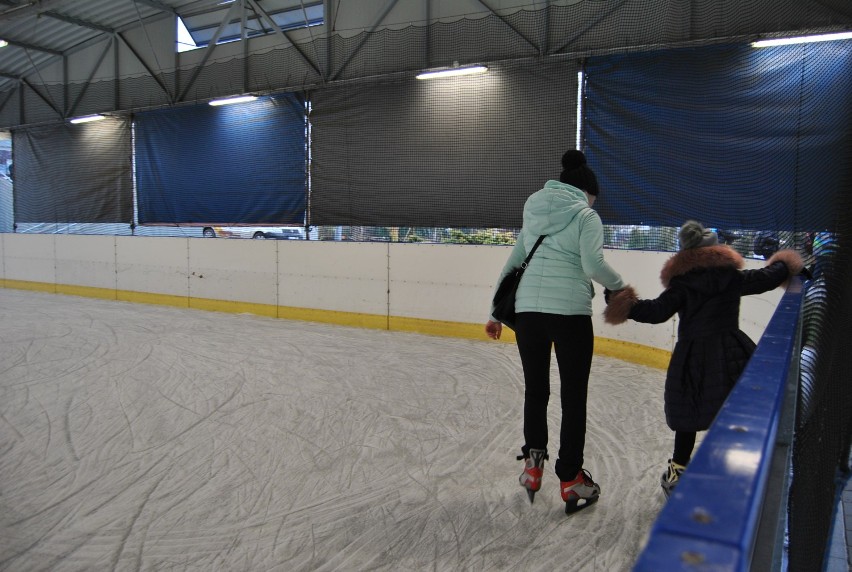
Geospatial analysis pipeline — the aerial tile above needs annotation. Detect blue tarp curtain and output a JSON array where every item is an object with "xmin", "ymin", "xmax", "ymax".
[
  {"xmin": 584, "ymin": 42, "xmax": 852, "ymax": 232},
  {"xmin": 135, "ymin": 92, "xmax": 306, "ymax": 225}
]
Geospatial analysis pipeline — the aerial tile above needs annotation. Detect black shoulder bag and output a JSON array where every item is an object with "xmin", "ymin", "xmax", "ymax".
[{"xmin": 491, "ymin": 235, "xmax": 546, "ymax": 330}]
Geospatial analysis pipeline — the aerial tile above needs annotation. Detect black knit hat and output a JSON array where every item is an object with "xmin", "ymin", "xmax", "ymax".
[{"xmin": 560, "ymin": 150, "xmax": 599, "ymax": 196}]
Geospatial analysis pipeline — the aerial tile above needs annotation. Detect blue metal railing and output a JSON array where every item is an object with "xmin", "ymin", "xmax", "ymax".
[{"xmin": 634, "ymin": 277, "xmax": 804, "ymax": 571}]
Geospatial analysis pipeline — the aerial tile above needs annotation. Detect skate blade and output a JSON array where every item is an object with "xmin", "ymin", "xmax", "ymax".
[{"xmin": 564, "ymin": 494, "xmax": 599, "ymax": 514}]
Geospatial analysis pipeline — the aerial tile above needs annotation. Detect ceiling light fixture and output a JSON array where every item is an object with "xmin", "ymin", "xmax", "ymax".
[
  {"xmin": 751, "ymin": 30, "xmax": 852, "ymax": 48},
  {"xmin": 416, "ymin": 65, "xmax": 488, "ymax": 80},
  {"xmin": 209, "ymin": 95, "xmax": 258, "ymax": 106},
  {"xmin": 69, "ymin": 114, "xmax": 105, "ymax": 124}
]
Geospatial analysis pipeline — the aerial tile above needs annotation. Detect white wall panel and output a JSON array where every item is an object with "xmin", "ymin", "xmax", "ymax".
[
  {"xmin": 2, "ymin": 234, "xmax": 789, "ymax": 353},
  {"xmin": 188, "ymin": 239, "xmax": 278, "ymax": 306},
  {"xmin": 389, "ymin": 243, "xmax": 510, "ymax": 323},
  {"xmin": 278, "ymin": 241, "xmax": 389, "ymax": 314},
  {"xmin": 3, "ymin": 234, "xmax": 55, "ymax": 284},
  {"xmin": 116, "ymin": 236, "xmax": 189, "ymax": 297},
  {"xmin": 55, "ymin": 234, "xmax": 116, "ymax": 291}
]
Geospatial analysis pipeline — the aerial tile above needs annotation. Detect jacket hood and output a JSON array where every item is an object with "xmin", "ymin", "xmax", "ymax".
[
  {"xmin": 660, "ymin": 245, "xmax": 744, "ymax": 288},
  {"xmin": 522, "ymin": 180, "xmax": 590, "ymax": 236}
]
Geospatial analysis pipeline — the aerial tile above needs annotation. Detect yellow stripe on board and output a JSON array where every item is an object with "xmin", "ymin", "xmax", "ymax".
[
  {"xmin": 57, "ymin": 284, "xmax": 118, "ymax": 301},
  {"xmin": 1, "ymin": 279, "xmax": 670, "ymax": 369},
  {"xmin": 4, "ymin": 279, "xmax": 57, "ymax": 294},
  {"xmin": 117, "ymin": 290, "xmax": 190, "ymax": 309},
  {"xmin": 595, "ymin": 337, "xmax": 671, "ymax": 370}
]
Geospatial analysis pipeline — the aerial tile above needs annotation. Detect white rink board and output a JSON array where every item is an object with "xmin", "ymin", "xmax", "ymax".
[
  {"xmin": 3, "ymin": 233, "xmax": 56, "ymax": 284},
  {"xmin": 278, "ymin": 241, "xmax": 390, "ymax": 315},
  {"xmin": 390, "ymin": 242, "xmax": 511, "ymax": 324},
  {"xmin": 55, "ymin": 234, "xmax": 117, "ymax": 291},
  {"xmin": 188, "ymin": 238, "xmax": 278, "ymax": 306},
  {"xmin": 116, "ymin": 236, "xmax": 189, "ymax": 297},
  {"xmin": 1, "ymin": 233, "xmax": 785, "ymax": 352}
]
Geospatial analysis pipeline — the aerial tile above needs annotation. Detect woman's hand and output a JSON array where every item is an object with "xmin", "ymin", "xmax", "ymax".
[{"xmin": 485, "ymin": 320, "xmax": 502, "ymax": 340}]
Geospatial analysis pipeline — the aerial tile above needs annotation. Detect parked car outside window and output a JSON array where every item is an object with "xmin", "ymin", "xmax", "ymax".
[{"xmin": 201, "ymin": 226, "xmax": 305, "ymax": 239}]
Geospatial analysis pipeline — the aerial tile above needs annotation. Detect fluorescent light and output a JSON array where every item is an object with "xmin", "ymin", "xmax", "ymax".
[
  {"xmin": 416, "ymin": 65, "xmax": 488, "ymax": 80},
  {"xmin": 752, "ymin": 31, "xmax": 852, "ymax": 48},
  {"xmin": 69, "ymin": 114, "xmax": 105, "ymax": 124},
  {"xmin": 209, "ymin": 95, "xmax": 257, "ymax": 106}
]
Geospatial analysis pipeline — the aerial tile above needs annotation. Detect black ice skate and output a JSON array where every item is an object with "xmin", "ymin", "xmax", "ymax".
[{"xmin": 660, "ymin": 459, "xmax": 686, "ymax": 499}]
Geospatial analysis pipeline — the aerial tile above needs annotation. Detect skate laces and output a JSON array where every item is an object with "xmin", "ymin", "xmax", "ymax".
[
  {"xmin": 516, "ymin": 450, "xmax": 549, "ymax": 462},
  {"xmin": 665, "ymin": 461, "xmax": 686, "ymax": 483},
  {"xmin": 562, "ymin": 469, "xmax": 595, "ymax": 486},
  {"xmin": 518, "ymin": 449, "xmax": 548, "ymax": 491},
  {"xmin": 561, "ymin": 469, "xmax": 599, "ymax": 502}
]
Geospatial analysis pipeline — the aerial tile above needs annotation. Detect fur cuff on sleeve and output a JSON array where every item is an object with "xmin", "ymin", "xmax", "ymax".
[
  {"xmin": 604, "ymin": 285, "xmax": 639, "ymax": 325},
  {"xmin": 767, "ymin": 249, "xmax": 804, "ymax": 275}
]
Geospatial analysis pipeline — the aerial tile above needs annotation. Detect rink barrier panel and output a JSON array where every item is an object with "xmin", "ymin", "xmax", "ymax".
[
  {"xmin": 1, "ymin": 233, "xmax": 784, "ymax": 370},
  {"xmin": 633, "ymin": 278, "xmax": 804, "ymax": 571}
]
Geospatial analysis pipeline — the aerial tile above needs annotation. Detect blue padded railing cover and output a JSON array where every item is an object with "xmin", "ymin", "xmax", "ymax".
[{"xmin": 634, "ymin": 277, "xmax": 804, "ymax": 571}]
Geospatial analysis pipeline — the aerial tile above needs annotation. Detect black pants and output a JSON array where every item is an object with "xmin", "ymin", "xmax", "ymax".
[
  {"xmin": 515, "ymin": 312, "xmax": 594, "ymax": 481},
  {"xmin": 673, "ymin": 431, "xmax": 696, "ymax": 466}
]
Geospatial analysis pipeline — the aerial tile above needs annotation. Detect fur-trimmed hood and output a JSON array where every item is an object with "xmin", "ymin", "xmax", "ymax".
[
  {"xmin": 660, "ymin": 245, "xmax": 744, "ymax": 288},
  {"xmin": 604, "ymin": 247, "xmax": 804, "ymax": 325}
]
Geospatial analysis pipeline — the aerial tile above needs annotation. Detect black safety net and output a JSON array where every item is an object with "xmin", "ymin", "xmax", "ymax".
[
  {"xmin": 12, "ymin": 117, "xmax": 132, "ymax": 224},
  {"xmin": 310, "ymin": 58, "xmax": 577, "ymax": 228}
]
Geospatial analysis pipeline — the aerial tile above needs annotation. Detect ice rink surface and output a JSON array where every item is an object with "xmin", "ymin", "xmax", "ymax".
[{"xmin": 0, "ymin": 288, "xmax": 673, "ymax": 571}]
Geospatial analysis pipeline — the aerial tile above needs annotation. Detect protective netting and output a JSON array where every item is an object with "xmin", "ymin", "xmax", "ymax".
[
  {"xmin": 310, "ymin": 57, "xmax": 577, "ymax": 228},
  {"xmin": 12, "ymin": 117, "xmax": 133, "ymax": 224},
  {"xmin": 0, "ymin": 3, "xmax": 851, "ymax": 564},
  {"xmin": 790, "ymin": 224, "xmax": 852, "ymax": 567}
]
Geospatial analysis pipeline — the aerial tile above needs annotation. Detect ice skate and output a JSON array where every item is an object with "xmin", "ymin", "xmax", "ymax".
[
  {"xmin": 660, "ymin": 459, "xmax": 686, "ymax": 499},
  {"xmin": 518, "ymin": 448, "xmax": 547, "ymax": 503},
  {"xmin": 560, "ymin": 469, "xmax": 600, "ymax": 514}
]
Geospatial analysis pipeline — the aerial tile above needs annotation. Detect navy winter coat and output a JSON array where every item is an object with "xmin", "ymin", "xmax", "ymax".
[{"xmin": 605, "ymin": 246, "xmax": 802, "ymax": 432}]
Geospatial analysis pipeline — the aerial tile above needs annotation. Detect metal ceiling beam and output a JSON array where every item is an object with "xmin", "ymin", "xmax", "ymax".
[
  {"xmin": 474, "ymin": 0, "xmax": 541, "ymax": 55},
  {"xmin": 329, "ymin": 0, "xmax": 399, "ymax": 82},
  {"xmin": 117, "ymin": 31, "xmax": 173, "ymax": 103},
  {"xmin": 552, "ymin": 0, "xmax": 629, "ymax": 54},
  {"xmin": 0, "ymin": 0, "xmax": 69, "ymax": 21},
  {"xmin": 177, "ymin": 0, "xmax": 241, "ymax": 101},
  {"xmin": 67, "ymin": 35, "xmax": 112, "ymax": 117},
  {"xmin": 21, "ymin": 76, "xmax": 61, "ymax": 116},
  {"xmin": 0, "ymin": 37, "xmax": 62, "ymax": 55},
  {"xmin": 43, "ymin": 10, "xmax": 115, "ymax": 34},
  {"xmin": 0, "ymin": 83, "xmax": 15, "ymax": 116},
  {"xmin": 131, "ymin": 0, "xmax": 176, "ymax": 14},
  {"xmin": 245, "ymin": 0, "xmax": 323, "ymax": 79}
]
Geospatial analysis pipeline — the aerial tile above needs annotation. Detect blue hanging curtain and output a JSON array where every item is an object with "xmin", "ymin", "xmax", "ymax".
[
  {"xmin": 135, "ymin": 92, "xmax": 306, "ymax": 225},
  {"xmin": 584, "ymin": 41, "xmax": 852, "ymax": 231}
]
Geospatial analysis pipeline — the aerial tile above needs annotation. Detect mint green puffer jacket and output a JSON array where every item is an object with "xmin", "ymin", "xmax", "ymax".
[{"xmin": 491, "ymin": 180, "xmax": 625, "ymax": 318}]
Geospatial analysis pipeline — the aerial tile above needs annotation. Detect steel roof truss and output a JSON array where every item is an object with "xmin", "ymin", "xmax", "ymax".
[
  {"xmin": 177, "ymin": 0, "xmax": 241, "ymax": 102},
  {"xmin": 67, "ymin": 36, "xmax": 114, "ymax": 118}
]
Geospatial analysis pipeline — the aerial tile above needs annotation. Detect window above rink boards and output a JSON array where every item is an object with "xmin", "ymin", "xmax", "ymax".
[{"xmin": 177, "ymin": 0, "xmax": 323, "ymax": 52}]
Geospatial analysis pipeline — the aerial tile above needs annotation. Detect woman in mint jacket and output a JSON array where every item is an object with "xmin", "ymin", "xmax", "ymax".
[{"xmin": 485, "ymin": 150, "xmax": 626, "ymax": 514}]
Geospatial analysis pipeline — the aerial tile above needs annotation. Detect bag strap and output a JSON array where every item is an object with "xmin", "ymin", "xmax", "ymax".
[{"xmin": 520, "ymin": 235, "xmax": 547, "ymax": 270}]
